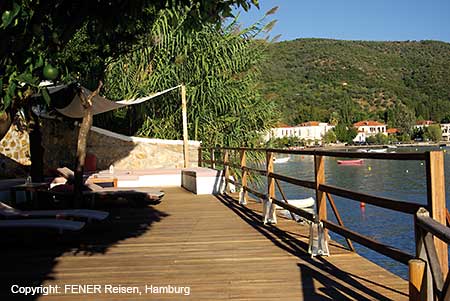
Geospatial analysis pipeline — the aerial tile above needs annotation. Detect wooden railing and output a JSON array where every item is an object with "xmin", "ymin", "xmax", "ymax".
[
  {"xmin": 199, "ymin": 147, "xmax": 448, "ymax": 300},
  {"xmin": 411, "ymin": 208, "xmax": 450, "ymax": 301}
]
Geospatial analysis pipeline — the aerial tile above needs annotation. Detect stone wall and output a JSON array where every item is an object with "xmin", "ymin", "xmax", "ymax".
[
  {"xmin": 0, "ymin": 118, "xmax": 30, "ymax": 178},
  {"xmin": 42, "ymin": 119, "xmax": 200, "ymax": 172}
]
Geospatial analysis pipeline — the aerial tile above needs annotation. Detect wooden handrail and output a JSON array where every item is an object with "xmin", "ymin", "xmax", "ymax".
[
  {"xmin": 272, "ymin": 198, "xmax": 315, "ymax": 221},
  {"xmin": 213, "ymin": 147, "xmax": 426, "ymax": 160},
  {"xmin": 326, "ymin": 192, "xmax": 355, "ymax": 252},
  {"xmin": 225, "ymin": 177, "xmax": 241, "ymax": 187},
  {"xmin": 447, "ymin": 209, "xmax": 450, "ymax": 227},
  {"xmin": 319, "ymin": 184, "xmax": 424, "ymax": 214},
  {"xmin": 224, "ymin": 161, "xmax": 241, "ymax": 169},
  {"xmin": 243, "ymin": 166, "xmax": 266, "ymax": 176},
  {"xmin": 414, "ymin": 208, "xmax": 450, "ymax": 300},
  {"xmin": 323, "ymin": 220, "xmax": 414, "ymax": 264},
  {"xmin": 201, "ymin": 146, "xmax": 448, "ymax": 299},
  {"xmin": 275, "ymin": 179, "xmax": 297, "ymax": 220},
  {"xmin": 270, "ymin": 173, "xmax": 316, "ymax": 190},
  {"xmin": 416, "ymin": 213, "xmax": 450, "ymax": 244},
  {"xmin": 243, "ymin": 186, "xmax": 266, "ymax": 200}
]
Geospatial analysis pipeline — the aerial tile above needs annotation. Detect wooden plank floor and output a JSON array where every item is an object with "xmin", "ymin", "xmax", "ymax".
[{"xmin": 0, "ymin": 187, "xmax": 408, "ymax": 300}]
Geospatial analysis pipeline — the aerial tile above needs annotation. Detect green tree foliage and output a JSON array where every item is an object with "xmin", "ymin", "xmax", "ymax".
[
  {"xmin": 322, "ymin": 129, "xmax": 337, "ymax": 144},
  {"xmin": 366, "ymin": 133, "xmax": 389, "ymax": 145},
  {"xmin": 96, "ymin": 8, "xmax": 277, "ymax": 147},
  {"xmin": 334, "ymin": 123, "xmax": 357, "ymax": 143},
  {"xmin": 423, "ymin": 124, "xmax": 442, "ymax": 142},
  {"xmin": 411, "ymin": 127, "xmax": 424, "ymax": 141},
  {"xmin": 266, "ymin": 136, "xmax": 304, "ymax": 148},
  {"xmin": 0, "ymin": 0, "xmax": 259, "ymax": 113},
  {"xmin": 386, "ymin": 102, "xmax": 416, "ymax": 135},
  {"xmin": 259, "ymin": 38, "xmax": 450, "ymax": 125}
]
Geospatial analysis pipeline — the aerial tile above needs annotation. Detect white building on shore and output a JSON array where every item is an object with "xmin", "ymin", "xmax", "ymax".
[
  {"xmin": 266, "ymin": 121, "xmax": 334, "ymax": 144},
  {"xmin": 414, "ymin": 120, "xmax": 435, "ymax": 130},
  {"xmin": 353, "ymin": 120, "xmax": 387, "ymax": 143},
  {"xmin": 441, "ymin": 123, "xmax": 450, "ymax": 141},
  {"xmin": 412, "ymin": 120, "xmax": 448, "ymax": 141}
]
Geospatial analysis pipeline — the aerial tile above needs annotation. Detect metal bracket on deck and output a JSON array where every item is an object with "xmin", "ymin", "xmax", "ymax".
[
  {"xmin": 238, "ymin": 187, "xmax": 247, "ymax": 205},
  {"xmin": 308, "ymin": 218, "xmax": 330, "ymax": 257},
  {"xmin": 263, "ymin": 197, "xmax": 277, "ymax": 225}
]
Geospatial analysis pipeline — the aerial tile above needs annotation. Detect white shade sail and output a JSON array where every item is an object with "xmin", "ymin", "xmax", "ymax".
[{"xmin": 50, "ymin": 84, "xmax": 181, "ymax": 118}]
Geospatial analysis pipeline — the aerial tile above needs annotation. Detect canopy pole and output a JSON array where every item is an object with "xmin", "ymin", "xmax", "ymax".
[{"xmin": 181, "ymin": 84, "xmax": 189, "ymax": 168}]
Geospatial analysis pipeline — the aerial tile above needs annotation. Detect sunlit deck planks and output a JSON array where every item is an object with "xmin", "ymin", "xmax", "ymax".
[{"xmin": 0, "ymin": 187, "xmax": 408, "ymax": 300}]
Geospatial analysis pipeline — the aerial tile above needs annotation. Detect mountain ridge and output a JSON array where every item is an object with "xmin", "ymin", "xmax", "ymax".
[{"xmin": 259, "ymin": 38, "xmax": 450, "ymax": 126}]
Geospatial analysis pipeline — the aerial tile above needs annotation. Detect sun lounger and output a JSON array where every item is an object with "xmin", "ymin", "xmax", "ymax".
[
  {"xmin": 56, "ymin": 167, "xmax": 95, "ymax": 184},
  {"xmin": 56, "ymin": 167, "xmax": 75, "ymax": 181},
  {"xmin": 52, "ymin": 167, "xmax": 164, "ymax": 205},
  {"xmin": 0, "ymin": 201, "xmax": 109, "ymax": 221},
  {"xmin": 0, "ymin": 219, "xmax": 85, "ymax": 231},
  {"xmin": 84, "ymin": 183, "xmax": 164, "ymax": 204}
]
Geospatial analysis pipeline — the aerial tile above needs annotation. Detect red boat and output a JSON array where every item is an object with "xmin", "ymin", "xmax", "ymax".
[{"xmin": 337, "ymin": 159, "xmax": 364, "ymax": 165}]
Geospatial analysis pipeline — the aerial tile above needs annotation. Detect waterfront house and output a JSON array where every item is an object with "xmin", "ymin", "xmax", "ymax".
[
  {"xmin": 352, "ymin": 121, "xmax": 387, "ymax": 143},
  {"xmin": 266, "ymin": 121, "xmax": 334, "ymax": 144},
  {"xmin": 298, "ymin": 121, "xmax": 335, "ymax": 142},
  {"xmin": 387, "ymin": 128, "xmax": 399, "ymax": 135},
  {"xmin": 267, "ymin": 123, "xmax": 297, "ymax": 139},
  {"xmin": 441, "ymin": 123, "xmax": 450, "ymax": 141},
  {"xmin": 353, "ymin": 130, "xmax": 367, "ymax": 143},
  {"xmin": 414, "ymin": 120, "xmax": 435, "ymax": 130}
]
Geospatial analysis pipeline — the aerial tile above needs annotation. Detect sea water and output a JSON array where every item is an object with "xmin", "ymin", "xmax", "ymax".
[{"xmin": 271, "ymin": 146, "xmax": 449, "ymax": 279}]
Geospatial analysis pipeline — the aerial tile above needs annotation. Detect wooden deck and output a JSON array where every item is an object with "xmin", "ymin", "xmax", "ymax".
[{"xmin": 1, "ymin": 187, "xmax": 408, "ymax": 300}]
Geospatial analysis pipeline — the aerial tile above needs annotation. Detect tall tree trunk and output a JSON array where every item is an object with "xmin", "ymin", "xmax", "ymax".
[
  {"xmin": 0, "ymin": 111, "xmax": 12, "ymax": 141},
  {"xmin": 29, "ymin": 110, "xmax": 44, "ymax": 182},
  {"xmin": 73, "ymin": 82, "xmax": 102, "ymax": 206}
]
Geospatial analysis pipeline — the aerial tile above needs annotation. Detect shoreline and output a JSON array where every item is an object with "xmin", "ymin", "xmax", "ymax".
[{"xmin": 290, "ymin": 142, "xmax": 448, "ymax": 151}]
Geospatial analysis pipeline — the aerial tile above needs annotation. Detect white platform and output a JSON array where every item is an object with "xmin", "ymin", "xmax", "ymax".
[
  {"xmin": 181, "ymin": 168, "xmax": 223, "ymax": 195},
  {"xmin": 94, "ymin": 168, "xmax": 224, "ymax": 194}
]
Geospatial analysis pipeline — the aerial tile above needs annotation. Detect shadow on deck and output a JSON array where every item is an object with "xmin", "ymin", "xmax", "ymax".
[
  {"xmin": 216, "ymin": 193, "xmax": 408, "ymax": 300},
  {"xmin": 0, "ymin": 188, "xmax": 408, "ymax": 300},
  {"xmin": 0, "ymin": 203, "xmax": 168, "ymax": 300}
]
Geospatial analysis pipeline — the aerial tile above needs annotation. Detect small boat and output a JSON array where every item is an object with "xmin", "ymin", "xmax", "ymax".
[
  {"xmin": 368, "ymin": 148, "xmax": 387, "ymax": 153},
  {"xmin": 273, "ymin": 156, "xmax": 290, "ymax": 164},
  {"xmin": 275, "ymin": 197, "xmax": 315, "ymax": 210},
  {"xmin": 337, "ymin": 159, "xmax": 364, "ymax": 165}
]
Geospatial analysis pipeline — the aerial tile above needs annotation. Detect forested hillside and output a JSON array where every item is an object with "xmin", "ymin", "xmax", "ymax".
[{"xmin": 259, "ymin": 38, "xmax": 450, "ymax": 126}]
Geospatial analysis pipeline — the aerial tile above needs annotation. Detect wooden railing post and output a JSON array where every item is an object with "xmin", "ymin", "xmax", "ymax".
[
  {"xmin": 409, "ymin": 259, "xmax": 427, "ymax": 301},
  {"xmin": 239, "ymin": 149, "xmax": 248, "ymax": 205},
  {"xmin": 181, "ymin": 84, "xmax": 189, "ymax": 168},
  {"xmin": 314, "ymin": 154, "xmax": 327, "ymax": 223},
  {"xmin": 263, "ymin": 151, "xmax": 276, "ymax": 224},
  {"xmin": 267, "ymin": 151, "xmax": 275, "ymax": 200},
  {"xmin": 210, "ymin": 147, "xmax": 215, "ymax": 169},
  {"xmin": 425, "ymin": 151, "xmax": 448, "ymax": 277},
  {"xmin": 414, "ymin": 209, "xmax": 434, "ymax": 301},
  {"xmin": 198, "ymin": 147, "xmax": 202, "ymax": 167},
  {"xmin": 223, "ymin": 149, "xmax": 230, "ymax": 193}
]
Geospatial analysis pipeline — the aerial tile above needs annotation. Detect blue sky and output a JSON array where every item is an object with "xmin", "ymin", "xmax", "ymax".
[{"xmin": 234, "ymin": 0, "xmax": 450, "ymax": 42}]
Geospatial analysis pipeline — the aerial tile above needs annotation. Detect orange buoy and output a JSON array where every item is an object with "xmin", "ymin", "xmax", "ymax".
[{"xmin": 360, "ymin": 202, "xmax": 366, "ymax": 208}]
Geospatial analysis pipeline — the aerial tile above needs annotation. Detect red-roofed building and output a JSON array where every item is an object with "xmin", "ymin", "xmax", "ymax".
[
  {"xmin": 386, "ymin": 128, "xmax": 399, "ymax": 134},
  {"xmin": 414, "ymin": 120, "xmax": 435, "ymax": 131},
  {"xmin": 416, "ymin": 120, "xmax": 434, "ymax": 126},
  {"xmin": 265, "ymin": 121, "xmax": 334, "ymax": 145},
  {"xmin": 353, "ymin": 120, "xmax": 387, "ymax": 142},
  {"xmin": 300, "ymin": 121, "xmax": 320, "ymax": 127}
]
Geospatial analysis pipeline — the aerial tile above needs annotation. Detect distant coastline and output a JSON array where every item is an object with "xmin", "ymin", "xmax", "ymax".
[{"xmin": 291, "ymin": 142, "xmax": 447, "ymax": 151}]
